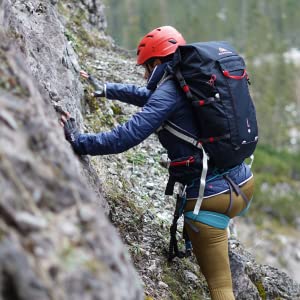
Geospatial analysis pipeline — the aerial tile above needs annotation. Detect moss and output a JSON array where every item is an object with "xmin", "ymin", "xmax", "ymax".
[
  {"xmin": 60, "ymin": 3, "xmax": 111, "ymax": 64},
  {"xmin": 86, "ymin": 110, "xmax": 114, "ymax": 132},
  {"xmin": 57, "ymin": 1, "xmax": 68, "ymax": 16},
  {"xmin": 125, "ymin": 151, "xmax": 147, "ymax": 165},
  {"xmin": 161, "ymin": 263, "xmax": 206, "ymax": 300},
  {"xmin": 111, "ymin": 103, "xmax": 123, "ymax": 115},
  {"xmin": 84, "ymin": 258, "xmax": 109, "ymax": 274},
  {"xmin": 59, "ymin": 242, "xmax": 111, "ymax": 274},
  {"xmin": 255, "ymin": 281, "xmax": 266, "ymax": 300},
  {"xmin": 106, "ymin": 186, "xmax": 142, "ymax": 216},
  {"xmin": 84, "ymin": 87, "xmax": 101, "ymax": 112},
  {"xmin": 116, "ymin": 115, "xmax": 129, "ymax": 124},
  {"xmin": 0, "ymin": 49, "xmax": 30, "ymax": 97},
  {"xmin": 129, "ymin": 243, "xmax": 143, "ymax": 259}
]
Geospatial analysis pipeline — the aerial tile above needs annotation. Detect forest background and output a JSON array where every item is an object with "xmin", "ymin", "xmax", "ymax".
[{"xmin": 103, "ymin": 0, "xmax": 300, "ymax": 229}]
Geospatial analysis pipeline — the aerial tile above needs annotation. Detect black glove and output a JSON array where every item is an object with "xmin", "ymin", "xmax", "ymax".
[
  {"xmin": 63, "ymin": 117, "xmax": 79, "ymax": 145},
  {"xmin": 93, "ymin": 89, "xmax": 105, "ymax": 98},
  {"xmin": 88, "ymin": 75, "xmax": 105, "ymax": 97}
]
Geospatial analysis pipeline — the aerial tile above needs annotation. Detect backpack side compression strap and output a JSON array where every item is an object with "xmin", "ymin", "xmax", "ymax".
[{"xmin": 160, "ymin": 121, "xmax": 209, "ymax": 215}]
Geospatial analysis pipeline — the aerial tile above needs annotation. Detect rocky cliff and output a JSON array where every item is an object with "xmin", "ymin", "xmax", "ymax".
[
  {"xmin": 0, "ymin": 1, "xmax": 142, "ymax": 299},
  {"xmin": 0, "ymin": 1, "xmax": 299, "ymax": 300}
]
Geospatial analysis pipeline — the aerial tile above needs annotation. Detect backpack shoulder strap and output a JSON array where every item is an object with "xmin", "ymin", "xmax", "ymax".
[{"xmin": 157, "ymin": 72, "xmax": 173, "ymax": 88}]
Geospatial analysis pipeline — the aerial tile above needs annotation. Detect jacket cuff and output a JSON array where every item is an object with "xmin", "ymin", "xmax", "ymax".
[{"xmin": 72, "ymin": 134, "xmax": 88, "ymax": 155}]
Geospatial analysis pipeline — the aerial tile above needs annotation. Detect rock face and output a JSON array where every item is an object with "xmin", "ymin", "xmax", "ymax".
[
  {"xmin": 0, "ymin": 1, "xmax": 300, "ymax": 300},
  {"xmin": 230, "ymin": 240, "xmax": 300, "ymax": 299},
  {"xmin": 0, "ymin": 1, "xmax": 143, "ymax": 299}
]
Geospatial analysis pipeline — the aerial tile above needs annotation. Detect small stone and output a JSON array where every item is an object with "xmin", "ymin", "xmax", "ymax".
[
  {"xmin": 147, "ymin": 260, "xmax": 156, "ymax": 272},
  {"xmin": 15, "ymin": 211, "xmax": 47, "ymax": 232},
  {"xmin": 79, "ymin": 206, "xmax": 96, "ymax": 223},
  {"xmin": 34, "ymin": 246, "xmax": 45, "ymax": 257},
  {"xmin": 147, "ymin": 158, "xmax": 155, "ymax": 164},
  {"xmin": 25, "ymin": 2, "xmax": 34, "ymax": 13},
  {"xmin": 184, "ymin": 270, "xmax": 199, "ymax": 283},
  {"xmin": 59, "ymin": 221, "xmax": 79, "ymax": 238},
  {"xmin": 295, "ymin": 251, "xmax": 300, "ymax": 262},
  {"xmin": 145, "ymin": 182, "xmax": 155, "ymax": 190},
  {"xmin": 158, "ymin": 281, "xmax": 168, "ymax": 289}
]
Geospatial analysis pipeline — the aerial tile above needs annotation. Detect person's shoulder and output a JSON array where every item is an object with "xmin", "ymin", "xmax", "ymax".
[{"xmin": 156, "ymin": 76, "xmax": 180, "ymax": 95}]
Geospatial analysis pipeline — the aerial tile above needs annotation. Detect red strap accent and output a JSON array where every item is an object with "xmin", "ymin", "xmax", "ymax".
[
  {"xmin": 170, "ymin": 156, "xmax": 195, "ymax": 167},
  {"xmin": 198, "ymin": 100, "xmax": 205, "ymax": 106},
  {"xmin": 209, "ymin": 137, "xmax": 214, "ymax": 143},
  {"xmin": 223, "ymin": 69, "xmax": 247, "ymax": 80},
  {"xmin": 183, "ymin": 85, "xmax": 190, "ymax": 93}
]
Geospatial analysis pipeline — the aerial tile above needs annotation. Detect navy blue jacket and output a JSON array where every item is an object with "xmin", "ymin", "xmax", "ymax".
[{"xmin": 73, "ymin": 63, "xmax": 253, "ymax": 198}]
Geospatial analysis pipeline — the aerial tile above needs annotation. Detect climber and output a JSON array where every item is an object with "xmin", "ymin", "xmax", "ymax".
[{"xmin": 61, "ymin": 26, "xmax": 255, "ymax": 300}]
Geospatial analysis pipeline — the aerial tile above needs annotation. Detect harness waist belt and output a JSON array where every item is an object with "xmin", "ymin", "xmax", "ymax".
[{"xmin": 184, "ymin": 210, "xmax": 230, "ymax": 229}]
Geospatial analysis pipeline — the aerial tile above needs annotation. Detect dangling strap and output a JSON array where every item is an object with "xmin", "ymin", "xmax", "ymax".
[
  {"xmin": 193, "ymin": 151, "xmax": 208, "ymax": 215},
  {"xmin": 168, "ymin": 191, "xmax": 190, "ymax": 261},
  {"xmin": 224, "ymin": 181, "xmax": 234, "ymax": 215},
  {"xmin": 223, "ymin": 174, "xmax": 249, "ymax": 207}
]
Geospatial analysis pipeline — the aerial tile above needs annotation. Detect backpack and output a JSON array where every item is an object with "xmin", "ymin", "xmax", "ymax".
[
  {"xmin": 161, "ymin": 41, "xmax": 258, "ymax": 216},
  {"xmin": 166, "ymin": 41, "xmax": 258, "ymax": 168}
]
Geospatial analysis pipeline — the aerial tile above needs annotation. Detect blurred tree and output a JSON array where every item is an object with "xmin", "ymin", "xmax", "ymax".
[{"xmin": 102, "ymin": 0, "xmax": 300, "ymax": 150}]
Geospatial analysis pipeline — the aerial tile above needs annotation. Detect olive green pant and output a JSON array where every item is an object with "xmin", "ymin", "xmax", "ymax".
[{"xmin": 184, "ymin": 177, "xmax": 254, "ymax": 300}]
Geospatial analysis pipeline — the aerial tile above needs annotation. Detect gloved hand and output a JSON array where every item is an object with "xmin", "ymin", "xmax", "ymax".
[
  {"xmin": 62, "ymin": 117, "xmax": 80, "ymax": 145},
  {"xmin": 93, "ymin": 89, "xmax": 105, "ymax": 98},
  {"xmin": 80, "ymin": 70, "xmax": 105, "ymax": 97}
]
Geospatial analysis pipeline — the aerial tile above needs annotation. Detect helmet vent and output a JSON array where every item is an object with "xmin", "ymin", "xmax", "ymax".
[
  {"xmin": 146, "ymin": 34, "xmax": 154, "ymax": 38},
  {"xmin": 168, "ymin": 39, "xmax": 177, "ymax": 44}
]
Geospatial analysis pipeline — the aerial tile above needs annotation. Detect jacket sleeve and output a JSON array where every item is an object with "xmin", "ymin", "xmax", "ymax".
[
  {"xmin": 73, "ymin": 82, "xmax": 178, "ymax": 155},
  {"xmin": 105, "ymin": 83, "xmax": 151, "ymax": 107}
]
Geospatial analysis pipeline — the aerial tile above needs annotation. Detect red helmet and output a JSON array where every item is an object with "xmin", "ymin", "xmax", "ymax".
[{"xmin": 136, "ymin": 26, "xmax": 186, "ymax": 65}]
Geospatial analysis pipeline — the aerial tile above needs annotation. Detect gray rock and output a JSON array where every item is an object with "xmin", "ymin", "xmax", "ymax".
[
  {"xmin": 15, "ymin": 211, "xmax": 47, "ymax": 232},
  {"xmin": 158, "ymin": 281, "xmax": 168, "ymax": 289},
  {"xmin": 230, "ymin": 250, "xmax": 261, "ymax": 300},
  {"xmin": 230, "ymin": 240, "xmax": 300, "ymax": 300},
  {"xmin": 183, "ymin": 270, "xmax": 200, "ymax": 284},
  {"xmin": 0, "ymin": 1, "xmax": 143, "ymax": 299},
  {"xmin": 0, "ymin": 239, "xmax": 50, "ymax": 300}
]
